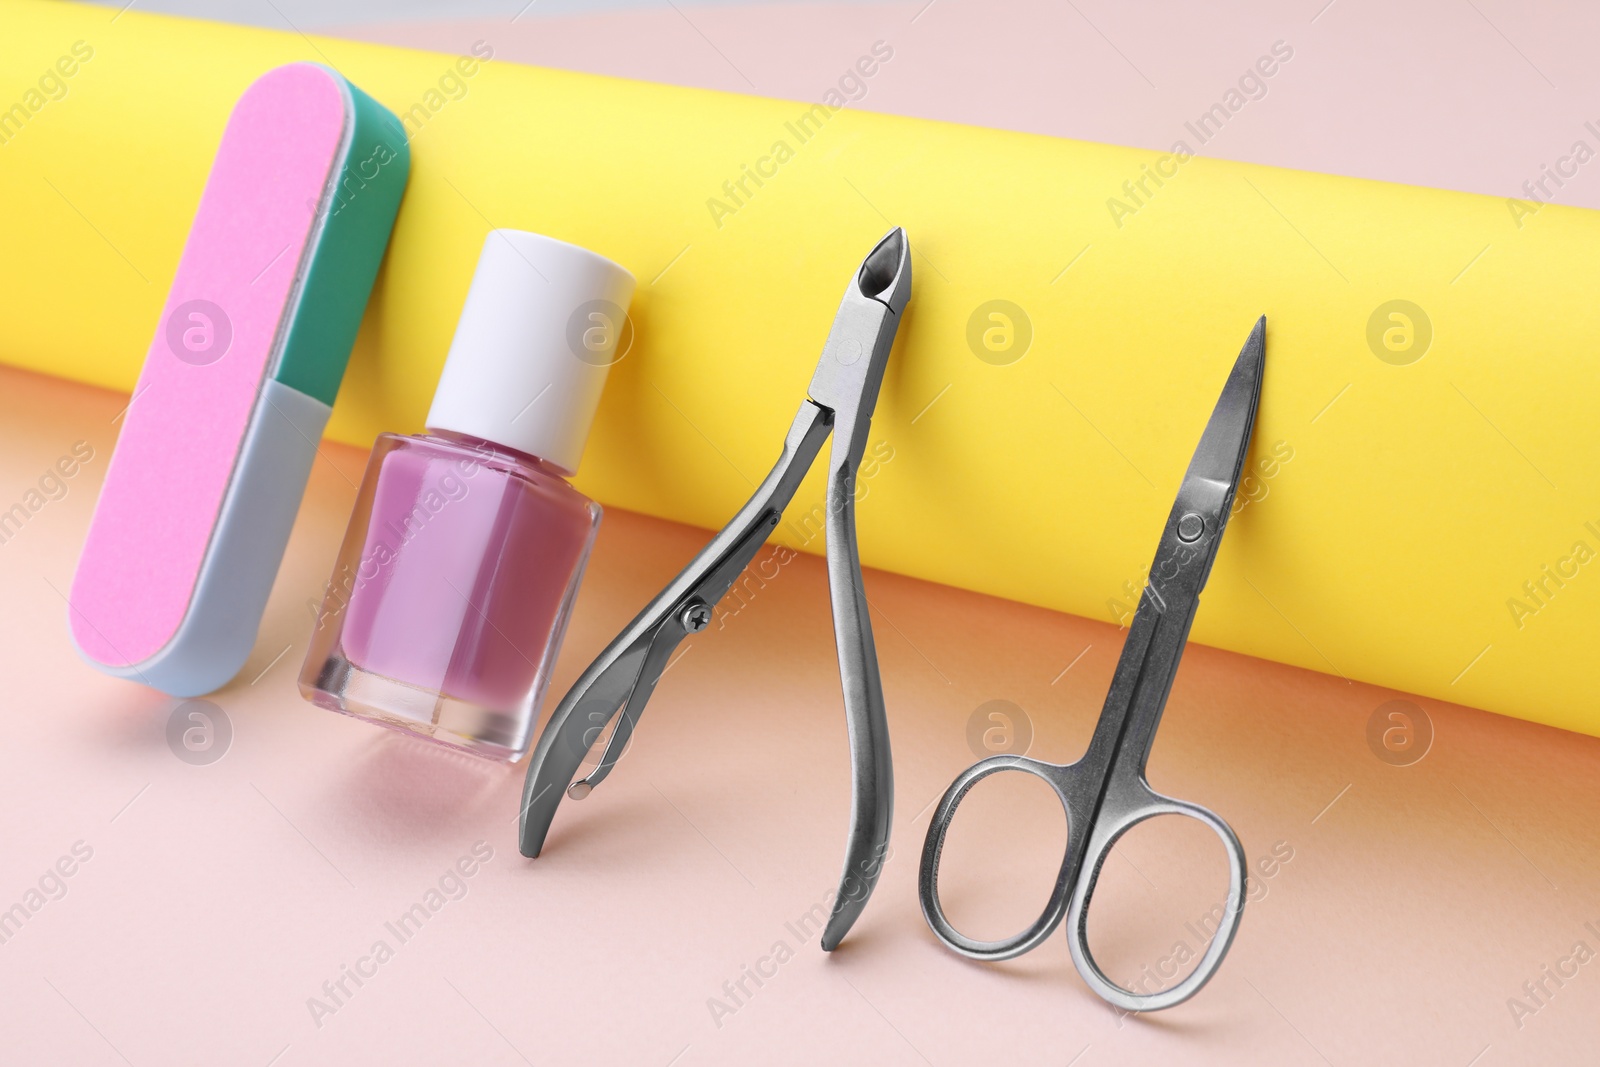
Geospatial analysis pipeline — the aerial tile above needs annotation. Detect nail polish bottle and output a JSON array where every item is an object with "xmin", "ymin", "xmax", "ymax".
[{"xmin": 300, "ymin": 230, "xmax": 634, "ymax": 761}]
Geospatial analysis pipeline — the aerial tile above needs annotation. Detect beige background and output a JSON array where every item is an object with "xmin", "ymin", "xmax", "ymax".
[{"xmin": 2, "ymin": 363, "xmax": 1597, "ymax": 1064}]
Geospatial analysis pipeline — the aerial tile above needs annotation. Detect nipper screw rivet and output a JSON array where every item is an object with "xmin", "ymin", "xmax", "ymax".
[
  {"xmin": 679, "ymin": 600, "xmax": 712, "ymax": 633},
  {"xmin": 1177, "ymin": 513, "xmax": 1205, "ymax": 543}
]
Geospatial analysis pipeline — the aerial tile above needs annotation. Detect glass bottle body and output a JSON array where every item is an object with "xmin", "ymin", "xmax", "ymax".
[{"xmin": 300, "ymin": 430, "xmax": 599, "ymax": 761}]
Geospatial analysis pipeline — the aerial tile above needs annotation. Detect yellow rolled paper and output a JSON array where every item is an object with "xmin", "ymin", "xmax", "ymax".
[{"xmin": 4, "ymin": 1, "xmax": 1598, "ymax": 734}]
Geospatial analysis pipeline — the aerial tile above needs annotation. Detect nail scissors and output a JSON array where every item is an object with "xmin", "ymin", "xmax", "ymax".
[
  {"xmin": 519, "ymin": 228, "xmax": 912, "ymax": 950},
  {"xmin": 918, "ymin": 317, "xmax": 1266, "ymax": 1012}
]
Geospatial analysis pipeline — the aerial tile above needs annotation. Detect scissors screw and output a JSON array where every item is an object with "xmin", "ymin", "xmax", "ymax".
[
  {"xmin": 678, "ymin": 599, "xmax": 712, "ymax": 633},
  {"xmin": 1177, "ymin": 512, "xmax": 1205, "ymax": 543}
]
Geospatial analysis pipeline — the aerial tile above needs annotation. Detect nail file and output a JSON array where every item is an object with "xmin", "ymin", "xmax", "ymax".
[{"xmin": 68, "ymin": 63, "xmax": 409, "ymax": 696}]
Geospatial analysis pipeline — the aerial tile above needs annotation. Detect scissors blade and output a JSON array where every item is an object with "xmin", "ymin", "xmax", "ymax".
[
  {"xmin": 1179, "ymin": 315, "xmax": 1266, "ymax": 508},
  {"xmin": 1147, "ymin": 315, "xmax": 1266, "ymax": 606},
  {"xmin": 1082, "ymin": 317, "xmax": 1265, "ymax": 778}
]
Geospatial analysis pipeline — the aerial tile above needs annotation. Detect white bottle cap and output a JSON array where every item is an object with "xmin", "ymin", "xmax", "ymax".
[{"xmin": 426, "ymin": 230, "xmax": 635, "ymax": 475}]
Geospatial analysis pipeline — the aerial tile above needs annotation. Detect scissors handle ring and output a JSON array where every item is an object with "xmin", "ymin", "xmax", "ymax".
[
  {"xmin": 918, "ymin": 754, "xmax": 1079, "ymax": 961},
  {"xmin": 1067, "ymin": 792, "xmax": 1247, "ymax": 1013}
]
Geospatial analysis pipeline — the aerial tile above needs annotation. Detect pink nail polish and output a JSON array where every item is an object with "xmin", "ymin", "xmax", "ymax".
[{"xmin": 301, "ymin": 230, "xmax": 634, "ymax": 761}]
